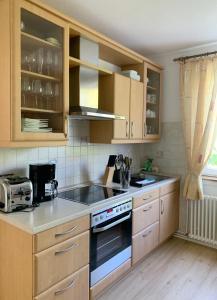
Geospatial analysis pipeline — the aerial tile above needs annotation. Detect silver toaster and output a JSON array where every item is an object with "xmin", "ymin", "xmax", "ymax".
[{"xmin": 0, "ymin": 175, "xmax": 33, "ymax": 213}]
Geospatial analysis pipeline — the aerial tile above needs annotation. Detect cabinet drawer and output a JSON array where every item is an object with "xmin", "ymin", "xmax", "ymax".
[
  {"xmin": 35, "ymin": 265, "xmax": 89, "ymax": 300},
  {"xmin": 133, "ymin": 198, "xmax": 159, "ymax": 235},
  {"xmin": 133, "ymin": 189, "xmax": 159, "ymax": 209},
  {"xmin": 160, "ymin": 181, "xmax": 180, "ymax": 196},
  {"xmin": 132, "ymin": 222, "xmax": 159, "ymax": 265},
  {"xmin": 34, "ymin": 215, "xmax": 90, "ymax": 252},
  {"xmin": 34, "ymin": 231, "xmax": 89, "ymax": 295}
]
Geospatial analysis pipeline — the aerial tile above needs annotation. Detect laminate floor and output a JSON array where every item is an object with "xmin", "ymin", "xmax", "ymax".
[{"xmin": 98, "ymin": 238, "xmax": 217, "ymax": 300}]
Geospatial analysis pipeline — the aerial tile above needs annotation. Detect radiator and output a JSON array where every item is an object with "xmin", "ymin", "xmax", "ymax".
[{"xmin": 188, "ymin": 196, "xmax": 217, "ymax": 246}]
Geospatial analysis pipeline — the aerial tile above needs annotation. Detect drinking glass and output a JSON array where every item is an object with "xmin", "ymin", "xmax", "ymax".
[
  {"xmin": 44, "ymin": 82, "xmax": 54, "ymax": 109},
  {"xmin": 21, "ymin": 77, "xmax": 32, "ymax": 107},
  {"xmin": 37, "ymin": 48, "xmax": 44, "ymax": 74},
  {"xmin": 54, "ymin": 83, "xmax": 60, "ymax": 111},
  {"xmin": 32, "ymin": 79, "xmax": 43, "ymax": 108},
  {"xmin": 53, "ymin": 52, "xmax": 59, "ymax": 77},
  {"xmin": 45, "ymin": 49, "xmax": 53, "ymax": 76}
]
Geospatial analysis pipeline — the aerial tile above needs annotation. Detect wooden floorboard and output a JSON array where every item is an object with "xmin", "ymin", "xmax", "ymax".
[{"xmin": 98, "ymin": 238, "xmax": 217, "ymax": 300}]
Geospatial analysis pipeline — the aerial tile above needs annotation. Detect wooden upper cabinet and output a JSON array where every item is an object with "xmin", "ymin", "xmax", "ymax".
[
  {"xmin": 143, "ymin": 63, "xmax": 162, "ymax": 141},
  {"xmin": 0, "ymin": 0, "xmax": 69, "ymax": 146},
  {"xmin": 113, "ymin": 74, "xmax": 130, "ymax": 139},
  {"xmin": 130, "ymin": 80, "xmax": 144, "ymax": 139},
  {"xmin": 89, "ymin": 73, "xmax": 144, "ymax": 143}
]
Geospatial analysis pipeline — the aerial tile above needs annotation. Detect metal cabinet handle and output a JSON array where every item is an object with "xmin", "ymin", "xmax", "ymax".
[
  {"xmin": 144, "ymin": 123, "xmax": 147, "ymax": 136},
  {"xmin": 131, "ymin": 121, "xmax": 134, "ymax": 137},
  {"xmin": 161, "ymin": 199, "xmax": 164, "ymax": 215},
  {"xmin": 93, "ymin": 212, "xmax": 131, "ymax": 233},
  {"xmin": 143, "ymin": 206, "xmax": 152, "ymax": 212},
  {"xmin": 55, "ymin": 243, "xmax": 79, "ymax": 255},
  {"xmin": 142, "ymin": 230, "xmax": 152, "ymax": 238},
  {"xmin": 55, "ymin": 279, "xmax": 75, "ymax": 296},
  {"xmin": 126, "ymin": 121, "xmax": 128, "ymax": 137},
  {"xmin": 55, "ymin": 226, "xmax": 78, "ymax": 238}
]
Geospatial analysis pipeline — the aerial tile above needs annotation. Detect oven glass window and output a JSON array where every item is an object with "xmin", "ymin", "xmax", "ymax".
[{"xmin": 90, "ymin": 211, "xmax": 132, "ymax": 271}]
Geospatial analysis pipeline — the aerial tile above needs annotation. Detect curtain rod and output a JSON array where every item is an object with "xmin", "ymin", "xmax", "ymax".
[{"xmin": 173, "ymin": 50, "xmax": 217, "ymax": 62}]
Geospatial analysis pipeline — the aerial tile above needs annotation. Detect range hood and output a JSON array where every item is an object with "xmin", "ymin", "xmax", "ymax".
[{"xmin": 68, "ymin": 37, "xmax": 125, "ymax": 120}]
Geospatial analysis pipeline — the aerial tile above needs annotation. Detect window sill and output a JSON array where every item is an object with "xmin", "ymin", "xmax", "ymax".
[{"xmin": 202, "ymin": 175, "xmax": 217, "ymax": 181}]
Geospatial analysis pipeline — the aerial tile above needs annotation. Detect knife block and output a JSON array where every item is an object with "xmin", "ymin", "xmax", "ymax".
[{"xmin": 103, "ymin": 166, "xmax": 115, "ymax": 185}]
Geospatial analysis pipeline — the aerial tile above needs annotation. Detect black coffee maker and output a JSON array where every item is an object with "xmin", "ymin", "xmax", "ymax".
[{"xmin": 29, "ymin": 163, "xmax": 58, "ymax": 203}]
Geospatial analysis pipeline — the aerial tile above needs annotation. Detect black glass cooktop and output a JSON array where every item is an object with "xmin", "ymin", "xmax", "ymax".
[{"xmin": 58, "ymin": 185, "xmax": 126, "ymax": 205}]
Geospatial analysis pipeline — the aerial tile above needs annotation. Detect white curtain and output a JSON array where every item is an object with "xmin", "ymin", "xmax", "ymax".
[{"xmin": 180, "ymin": 57, "xmax": 217, "ymax": 200}]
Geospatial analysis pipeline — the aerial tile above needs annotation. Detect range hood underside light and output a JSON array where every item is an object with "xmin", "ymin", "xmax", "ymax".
[{"xmin": 68, "ymin": 106, "xmax": 126, "ymax": 120}]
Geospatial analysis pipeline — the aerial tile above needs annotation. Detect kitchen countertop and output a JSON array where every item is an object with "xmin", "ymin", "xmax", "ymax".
[{"xmin": 0, "ymin": 176, "xmax": 179, "ymax": 234}]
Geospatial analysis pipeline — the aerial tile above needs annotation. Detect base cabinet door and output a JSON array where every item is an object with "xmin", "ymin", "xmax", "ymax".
[
  {"xmin": 132, "ymin": 222, "xmax": 159, "ymax": 265},
  {"xmin": 159, "ymin": 191, "xmax": 179, "ymax": 243},
  {"xmin": 35, "ymin": 265, "xmax": 89, "ymax": 300}
]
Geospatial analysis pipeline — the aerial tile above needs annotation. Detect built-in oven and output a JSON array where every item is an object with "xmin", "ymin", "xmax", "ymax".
[{"xmin": 90, "ymin": 198, "xmax": 132, "ymax": 286}]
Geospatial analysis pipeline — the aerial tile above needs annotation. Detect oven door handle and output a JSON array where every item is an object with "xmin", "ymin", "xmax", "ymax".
[{"xmin": 92, "ymin": 212, "xmax": 132, "ymax": 233}]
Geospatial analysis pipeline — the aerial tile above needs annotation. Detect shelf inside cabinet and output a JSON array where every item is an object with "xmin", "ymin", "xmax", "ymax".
[
  {"xmin": 147, "ymin": 101, "xmax": 157, "ymax": 105},
  {"xmin": 21, "ymin": 70, "xmax": 60, "ymax": 82},
  {"xmin": 21, "ymin": 32, "xmax": 61, "ymax": 49},
  {"xmin": 147, "ymin": 85, "xmax": 157, "ymax": 91},
  {"xmin": 21, "ymin": 107, "xmax": 62, "ymax": 114},
  {"xmin": 69, "ymin": 56, "xmax": 112, "ymax": 75}
]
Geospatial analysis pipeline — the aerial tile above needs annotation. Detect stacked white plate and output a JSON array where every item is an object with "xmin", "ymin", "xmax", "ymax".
[
  {"xmin": 121, "ymin": 70, "xmax": 141, "ymax": 81},
  {"xmin": 21, "ymin": 118, "xmax": 52, "ymax": 133}
]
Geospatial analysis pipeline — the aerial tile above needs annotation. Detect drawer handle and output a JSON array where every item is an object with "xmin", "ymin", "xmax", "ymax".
[
  {"xmin": 55, "ymin": 243, "xmax": 79, "ymax": 255},
  {"xmin": 143, "ymin": 206, "xmax": 152, "ymax": 212},
  {"xmin": 142, "ymin": 230, "xmax": 152, "ymax": 238},
  {"xmin": 55, "ymin": 279, "xmax": 75, "ymax": 296},
  {"xmin": 161, "ymin": 199, "xmax": 164, "ymax": 215},
  {"xmin": 55, "ymin": 226, "xmax": 78, "ymax": 238},
  {"xmin": 143, "ymin": 195, "xmax": 152, "ymax": 200}
]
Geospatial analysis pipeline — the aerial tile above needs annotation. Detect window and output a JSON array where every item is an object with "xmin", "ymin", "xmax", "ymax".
[{"xmin": 204, "ymin": 139, "xmax": 217, "ymax": 176}]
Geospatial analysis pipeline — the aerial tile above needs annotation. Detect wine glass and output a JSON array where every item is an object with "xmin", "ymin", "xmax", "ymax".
[
  {"xmin": 29, "ymin": 52, "xmax": 37, "ymax": 72},
  {"xmin": 37, "ymin": 48, "xmax": 44, "ymax": 74}
]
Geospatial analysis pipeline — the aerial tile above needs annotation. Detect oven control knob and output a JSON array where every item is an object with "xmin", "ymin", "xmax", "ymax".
[
  {"xmin": 120, "ymin": 207, "xmax": 122, "ymax": 211},
  {"xmin": 123, "ymin": 205, "xmax": 126, "ymax": 210},
  {"xmin": 95, "ymin": 217, "xmax": 99, "ymax": 222},
  {"xmin": 100, "ymin": 215, "xmax": 104, "ymax": 220},
  {"xmin": 116, "ymin": 208, "xmax": 119, "ymax": 212}
]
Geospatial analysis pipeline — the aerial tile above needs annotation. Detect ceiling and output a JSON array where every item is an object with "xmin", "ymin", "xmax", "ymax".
[{"xmin": 42, "ymin": 0, "xmax": 217, "ymax": 56}]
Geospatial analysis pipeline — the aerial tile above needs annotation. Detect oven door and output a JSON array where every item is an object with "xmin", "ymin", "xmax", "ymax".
[{"xmin": 90, "ymin": 211, "xmax": 132, "ymax": 286}]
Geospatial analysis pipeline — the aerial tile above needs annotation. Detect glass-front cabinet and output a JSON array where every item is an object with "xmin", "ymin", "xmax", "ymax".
[
  {"xmin": 13, "ymin": 1, "xmax": 69, "ymax": 142},
  {"xmin": 144, "ymin": 63, "xmax": 161, "ymax": 140}
]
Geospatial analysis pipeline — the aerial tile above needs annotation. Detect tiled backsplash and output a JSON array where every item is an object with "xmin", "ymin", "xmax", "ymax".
[
  {"xmin": 0, "ymin": 120, "xmax": 142, "ymax": 188},
  {"xmin": 140, "ymin": 121, "xmax": 188, "ymax": 233}
]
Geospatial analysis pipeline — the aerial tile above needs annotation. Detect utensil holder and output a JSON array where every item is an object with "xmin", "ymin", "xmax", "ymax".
[{"xmin": 120, "ymin": 168, "xmax": 131, "ymax": 189}]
